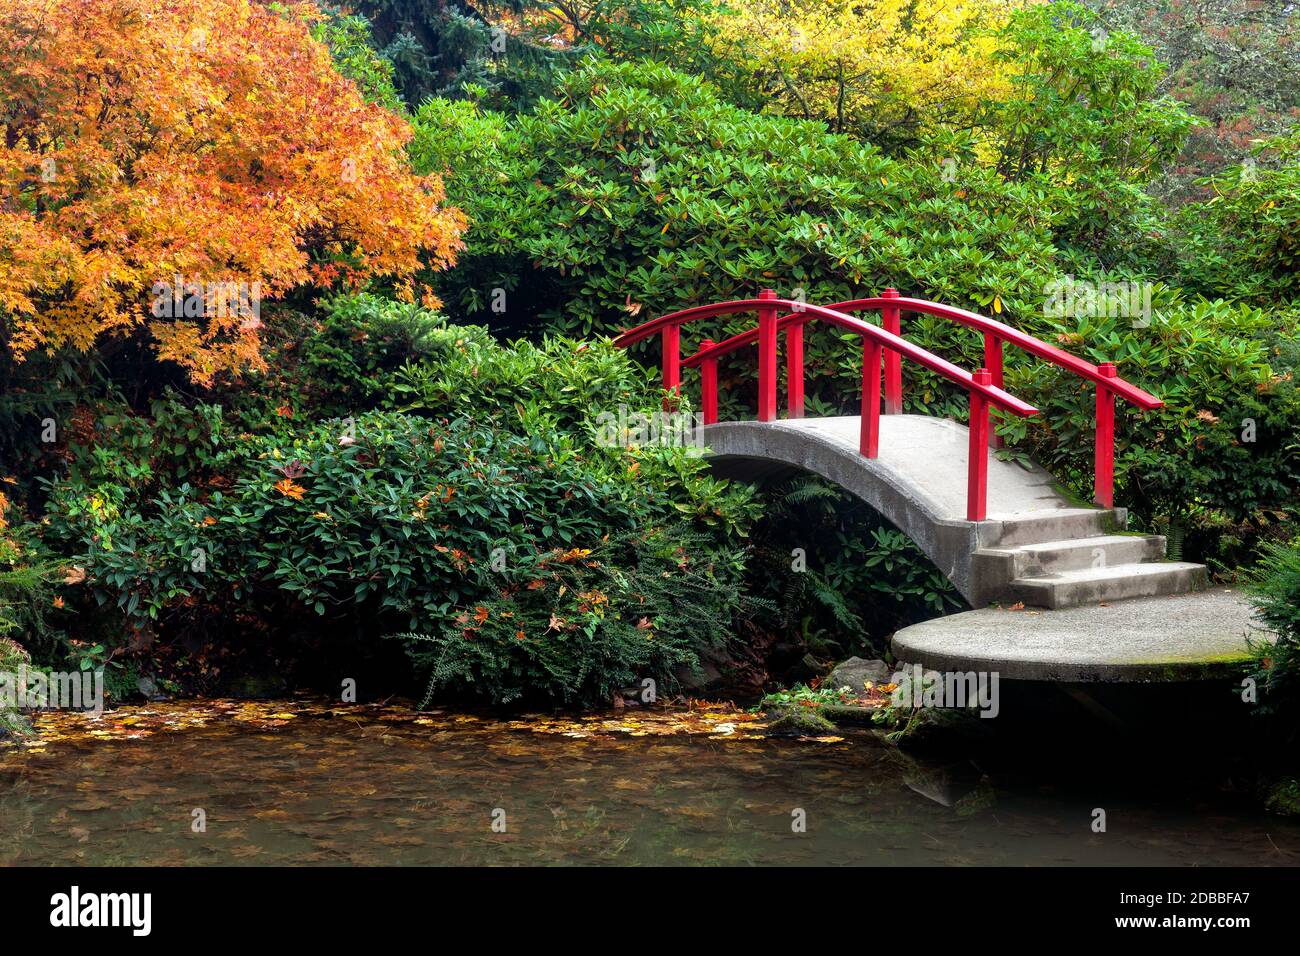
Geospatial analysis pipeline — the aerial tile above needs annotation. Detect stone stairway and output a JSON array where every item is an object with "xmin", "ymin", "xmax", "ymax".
[{"xmin": 973, "ymin": 513, "xmax": 1207, "ymax": 609}]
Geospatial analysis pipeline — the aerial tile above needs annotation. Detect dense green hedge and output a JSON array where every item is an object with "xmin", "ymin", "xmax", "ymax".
[
  {"xmin": 39, "ymin": 297, "xmax": 758, "ymax": 706},
  {"xmin": 1005, "ymin": 295, "xmax": 1300, "ymax": 540},
  {"xmin": 1174, "ymin": 129, "xmax": 1300, "ymax": 305},
  {"xmin": 411, "ymin": 59, "xmax": 1060, "ymax": 343},
  {"xmin": 1248, "ymin": 536, "xmax": 1300, "ymax": 740},
  {"xmin": 411, "ymin": 59, "xmax": 1299, "ymax": 553}
]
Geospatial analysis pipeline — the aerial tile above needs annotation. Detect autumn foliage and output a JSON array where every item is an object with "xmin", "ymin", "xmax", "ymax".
[
  {"xmin": 0, "ymin": 0, "xmax": 465, "ymax": 383},
  {"xmin": 710, "ymin": 0, "xmax": 1028, "ymax": 146}
]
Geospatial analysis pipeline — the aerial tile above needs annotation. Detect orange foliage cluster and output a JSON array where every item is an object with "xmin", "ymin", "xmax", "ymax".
[{"xmin": 0, "ymin": 0, "xmax": 465, "ymax": 383}]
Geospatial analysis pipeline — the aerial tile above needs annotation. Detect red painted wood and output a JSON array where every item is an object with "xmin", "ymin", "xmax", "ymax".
[
  {"xmin": 672, "ymin": 295, "xmax": 1155, "ymax": 409},
  {"xmin": 817, "ymin": 296, "xmax": 1162, "ymax": 410},
  {"xmin": 667, "ymin": 299, "xmax": 1035, "ymax": 415},
  {"xmin": 882, "ymin": 288, "xmax": 902, "ymax": 414},
  {"xmin": 757, "ymin": 289, "xmax": 778, "ymax": 422},
  {"xmin": 1094, "ymin": 362, "xmax": 1117, "ymax": 508},
  {"xmin": 984, "ymin": 332, "xmax": 1003, "ymax": 449},
  {"xmin": 699, "ymin": 338, "xmax": 718, "ymax": 425},
  {"xmin": 967, "ymin": 368, "xmax": 992, "ymax": 521},
  {"xmin": 785, "ymin": 320, "xmax": 805, "ymax": 418},
  {"xmin": 618, "ymin": 293, "xmax": 1165, "ymax": 519},
  {"xmin": 660, "ymin": 323, "xmax": 680, "ymax": 399},
  {"xmin": 860, "ymin": 338, "xmax": 881, "ymax": 457}
]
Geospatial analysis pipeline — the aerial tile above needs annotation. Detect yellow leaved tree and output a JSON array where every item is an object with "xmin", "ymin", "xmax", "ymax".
[{"xmin": 711, "ymin": 0, "xmax": 1033, "ymax": 149}]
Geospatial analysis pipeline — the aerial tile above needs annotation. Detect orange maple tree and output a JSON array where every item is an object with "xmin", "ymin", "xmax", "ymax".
[{"xmin": 0, "ymin": 0, "xmax": 466, "ymax": 383}]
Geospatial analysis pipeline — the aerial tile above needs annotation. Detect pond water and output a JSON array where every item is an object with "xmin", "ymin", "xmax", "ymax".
[{"xmin": 2, "ymin": 699, "xmax": 1298, "ymax": 866}]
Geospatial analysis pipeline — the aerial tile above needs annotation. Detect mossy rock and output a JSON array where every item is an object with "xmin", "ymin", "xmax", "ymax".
[
  {"xmin": 764, "ymin": 704, "xmax": 837, "ymax": 737},
  {"xmin": 822, "ymin": 703, "xmax": 883, "ymax": 726}
]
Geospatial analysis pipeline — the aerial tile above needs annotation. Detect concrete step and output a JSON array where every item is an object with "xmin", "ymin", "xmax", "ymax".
[
  {"xmin": 1008, "ymin": 562, "xmax": 1208, "ymax": 610},
  {"xmin": 985, "ymin": 508, "xmax": 1125, "ymax": 548},
  {"xmin": 977, "ymin": 534, "xmax": 1166, "ymax": 580}
]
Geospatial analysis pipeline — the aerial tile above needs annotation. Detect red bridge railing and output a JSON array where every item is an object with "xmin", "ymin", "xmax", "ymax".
[{"xmin": 613, "ymin": 289, "xmax": 1163, "ymax": 521}]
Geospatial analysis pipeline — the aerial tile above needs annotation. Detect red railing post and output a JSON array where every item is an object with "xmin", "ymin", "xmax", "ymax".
[
  {"xmin": 967, "ymin": 368, "xmax": 991, "ymax": 521},
  {"xmin": 860, "ymin": 338, "xmax": 882, "ymax": 457},
  {"xmin": 984, "ymin": 332, "xmax": 1003, "ymax": 449},
  {"xmin": 661, "ymin": 322, "xmax": 680, "ymax": 407},
  {"xmin": 700, "ymin": 338, "xmax": 718, "ymax": 425},
  {"xmin": 785, "ymin": 319, "xmax": 805, "ymax": 419},
  {"xmin": 1094, "ymin": 362, "xmax": 1117, "ymax": 508},
  {"xmin": 757, "ymin": 289, "xmax": 778, "ymax": 422},
  {"xmin": 882, "ymin": 287, "xmax": 902, "ymax": 414}
]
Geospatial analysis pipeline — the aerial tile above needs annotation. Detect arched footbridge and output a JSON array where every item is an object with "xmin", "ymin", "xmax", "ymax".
[{"xmin": 615, "ymin": 291, "xmax": 1270, "ymax": 681}]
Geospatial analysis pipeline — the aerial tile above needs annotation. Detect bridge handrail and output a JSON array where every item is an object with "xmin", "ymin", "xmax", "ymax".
[
  {"xmin": 617, "ymin": 297, "xmax": 1037, "ymax": 417},
  {"xmin": 614, "ymin": 292, "xmax": 1039, "ymax": 521},
  {"xmin": 828, "ymin": 295, "xmax": 1161, "ymax": 410},
  {"xmin": 623, "ymin": 288, "xmax": 1164, "ymax": 510},
  {"xmin": 675, "ymin": 294, "xmax": 1161, "ymax": 411}
]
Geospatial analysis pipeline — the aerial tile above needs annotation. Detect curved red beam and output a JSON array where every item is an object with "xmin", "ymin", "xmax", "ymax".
[
  {"xmin": 834, "ymin": 297, "xmax": 1162, "ymax": 410},
  {"xmin": 620, "ymin": 298, "xmax": 1037, "ymax": 417},
  {"xmin": 661, "ymin": 296, "xmax": 1160, "ymax": 410}
]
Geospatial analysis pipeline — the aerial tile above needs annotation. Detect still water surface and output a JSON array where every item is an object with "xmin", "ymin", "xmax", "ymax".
[{"xmin": 2, "ymin": 699, "xmax": 1297, "ymax": 866}]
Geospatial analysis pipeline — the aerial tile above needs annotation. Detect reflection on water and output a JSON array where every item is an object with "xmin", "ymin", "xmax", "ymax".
[{"xmin": 1, "ymin": 700, "xmax": 1297, "ymax": 866}]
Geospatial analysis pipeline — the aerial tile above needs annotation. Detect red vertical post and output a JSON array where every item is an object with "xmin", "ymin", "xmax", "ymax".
[
  {"xmin": 967, "ymin": 368, "xmax": 991, "ymax": 522},
  {"xmin": 1094, "ymin": 362, "xmax": 1117, "ymax": 508},
  {"xmin": 860, "ymin": 338, "xmax": 882, "ymax": 458},
  {"xmin": 661, "ymin": 323, "xmax": 680, "ymax": 405},
  {"xmin": 785, "ymin": 320, "xmax": 804, "ymax": 419},
  {"xmin": 757, "ymin": 289, "xmax": 778, "ymax": 422},
  {"xmin": 700, "ymin": 338, "xmax": 718, "ymax": 426},
  {"xmin": 984, "ymin": 333, "xmax": 1003, "ymax": 449},
  {"xmin": 882, "ymin": 287, "xmax": 902, "ymax": 414}
]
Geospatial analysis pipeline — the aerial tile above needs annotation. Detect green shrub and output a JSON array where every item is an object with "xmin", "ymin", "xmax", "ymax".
[
  {"xmin": 411, "ymin": 59, "xmax": 1060, "ymax": 347},
  {"xmin": 0, "ymin": 634, "xmax": 31, "ymax": 737},
  {"xmin": 256, "ymin": 293, "xmax": 489, "ymax": 420},
  {"xmin": 743, "ymin": 475, "xmax": 963, "ymax": 665},
  {"xmin": 351, "ymin": 0, "xmax": 737, "ymax": 112},
  {"xmin": 41, "ymin": 306, "xmax": 759, "ymax": 706},
  {"xmin": 0, "ymin": 508, "xmax": 46, "ymax": 736},
  {"xmin": 0, "ymin": 504, "xmax": 65, "ymax": 665},
  {"xmin": 979, "ymin": 1, "xmax": 1194, "ymax": 264},
  {"xmin": 1003, "ymin": 296, "xmax": 1300, "ymax": 539},
  {"xmin": 1174, "ymin": 129, "xmax": 1300, "ymax": 304},
  {"xmin": 398, "ymin": 526, "xmax": 746, "ymax": 706},
  {"xmin": 311, "ymin": 7, "xmax": 405, "ymax": 113},
  {"xmin": 1247, "ymin": 537, "xmax": 1300, "ymax": 738}
]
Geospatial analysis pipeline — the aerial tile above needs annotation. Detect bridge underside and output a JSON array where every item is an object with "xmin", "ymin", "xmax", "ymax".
[
  {"xmin": 700, "ymin": 415, "xmax": 1265, "ymax": 682},
  {"xmin": 702, "ymin": 415, "xmax": 1122, "ymax": 606}
]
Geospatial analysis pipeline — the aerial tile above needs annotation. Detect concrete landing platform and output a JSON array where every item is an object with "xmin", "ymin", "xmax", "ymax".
[{"xmin": 891, "ymin": 588, "xmax": 1271, "ymax": 682}]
